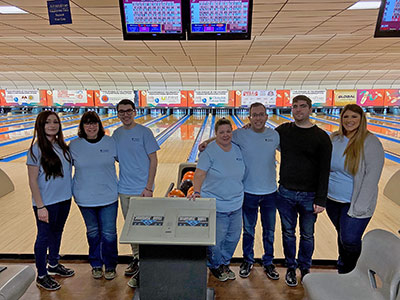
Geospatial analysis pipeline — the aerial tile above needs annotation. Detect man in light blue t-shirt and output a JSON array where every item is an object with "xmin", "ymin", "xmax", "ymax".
[
  {"xmin": 112, "ymin": 99, "xmax": 160, "ymax": 288},
  {"xmin": 199, "ymin": 102, "xmax": 280, "ymax": 280}
]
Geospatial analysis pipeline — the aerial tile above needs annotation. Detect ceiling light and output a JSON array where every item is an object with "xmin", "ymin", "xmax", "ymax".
[
  {"xmin": 0, "ymin": 6, "xmax": 28, "ymax": 14},
  {"xmin": 348, "ymin": 1, "xmax": 381, "ymax": 10}
]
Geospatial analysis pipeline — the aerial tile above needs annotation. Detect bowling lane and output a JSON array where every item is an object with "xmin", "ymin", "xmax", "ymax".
[
  {"xmin": 0, "ymin": 112, "xmax": 75, "ymax": 123},
  {"xmin": 321, "ymin": 115, "xmax": 400, "ymax": 137},
  {"xmin": 155, "ymin": 114, "xmax": 215, "ymax": 196},
  {"xmin": 314, "ymin": 115, "xmax": 400, "ymax": 156},
  {"xmin": 3, "ymin": 113, "xmax": 155, "ymax": 162}
]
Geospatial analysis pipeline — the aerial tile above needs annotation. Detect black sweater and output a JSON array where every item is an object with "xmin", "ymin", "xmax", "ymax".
[{"xmin": 275, "ymin": 122, "xmax": 332, "ymax": 207}]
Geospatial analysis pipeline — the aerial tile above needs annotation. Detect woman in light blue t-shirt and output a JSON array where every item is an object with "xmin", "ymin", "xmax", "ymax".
[
  {"xmin": 70, "ymin": 111, "xmax": 118, "ymax": 281},
  {"xmin": 189, "ymin": 118, "xmax": 245, "ymax": 282},
  {"xmin": 327, "ymin": 104, "xmax": 384, "ymax": 274},
  {"xmin": 27, "ymin": 111, "xmax": 75, "ymax": 291}
]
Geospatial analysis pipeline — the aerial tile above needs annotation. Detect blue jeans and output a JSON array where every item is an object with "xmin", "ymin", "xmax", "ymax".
[
  {"xmin": 33, "ymin": 199, "xmax": 71, "ymax": 277},
  {"xmin": 326, "ymin": 198, "xmax": 371, "ymax": 274},
  {"xmin": 79, "ymin": 201, "xmax": 118, "ymax": 269},
  {"xmin": 242, "ymin": 192, "xmax": 277, "ymax": 266},
  {"xmin": 276, "ymin": 185, "xmax": 317, "ymax": 270},
  {"xmin": 207, "ymin": 208, "xmax": 242, "ymax": 269}
]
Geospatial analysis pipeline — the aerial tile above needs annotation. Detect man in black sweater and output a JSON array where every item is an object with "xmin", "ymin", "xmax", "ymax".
[{"xmin": 275, "ymin": 95, "xmax": 332, "ymax": 287}]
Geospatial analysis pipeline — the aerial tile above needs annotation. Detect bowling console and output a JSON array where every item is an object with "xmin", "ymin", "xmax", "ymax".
[{"xmin": 120, "ymin": 196, "xmax": 216, "ymax": 300}]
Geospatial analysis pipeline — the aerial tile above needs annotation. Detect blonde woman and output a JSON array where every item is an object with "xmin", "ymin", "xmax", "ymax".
[{"xmin": 326, "ymin": 104, "xmax": 384, "ymax": 274}]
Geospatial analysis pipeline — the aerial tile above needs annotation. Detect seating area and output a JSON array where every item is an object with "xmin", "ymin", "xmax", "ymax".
[{"xmin": 303, "ymin": 229, "xmax": 400, "ymax": 300}]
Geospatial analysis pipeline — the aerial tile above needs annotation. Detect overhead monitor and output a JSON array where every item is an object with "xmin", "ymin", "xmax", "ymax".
[
  {"xmin": 374, "ymin": 0, "xmax": 400, "ymax": 37},
  {"xmin": 188, "ymin": 0, "xmax": 253, "ymax": 40},
  {"xmin": 119, "ymin": 0, "xmax": 186, "ymax": 40}
]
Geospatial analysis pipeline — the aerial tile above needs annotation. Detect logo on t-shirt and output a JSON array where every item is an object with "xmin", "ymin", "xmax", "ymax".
[
  {"xmin": 131, "ymin": 138, "xmax": 140, "ymax": 142},
  {"xmin": 100, "ymin": 149, "xmax": 109, "ymax": 153},
  {"xmin": 236, "ymin": 158, "xmax": 243, "ymax": 161},
  {"xmin": 265, "ymin": 138, "xmax": 273, "ymax": 142}
]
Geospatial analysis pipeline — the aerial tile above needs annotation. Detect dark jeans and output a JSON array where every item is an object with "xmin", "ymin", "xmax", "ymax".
[
  {"xmin": 33, "ymin": 199, "xmax": 71, "ymax": 276},
  {"xmin": 276, "ymin": 185, "xmax": 317, "ymax": 270},
  {"xmin": 242, "ymin": 192, "xmax": 277, "ymax": 266},
  {"xmin": 79, "ymin": 202, "xmax": 118, "ymax": 270},
  {"xmin": 326, "ymin": 198, "xmax": 371, "ymax": 274}
]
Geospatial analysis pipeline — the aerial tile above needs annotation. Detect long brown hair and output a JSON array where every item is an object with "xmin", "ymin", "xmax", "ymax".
[
  {"xmin": 29, "ymin": 111, "xmax": 71, "ymax": 181},
  {"xmin": 331, "ymin": 104, "xmax": 370, "ymax": 175}
]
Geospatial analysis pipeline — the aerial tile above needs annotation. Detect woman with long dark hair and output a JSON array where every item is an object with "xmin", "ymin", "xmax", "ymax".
[
  {"xmin": 27, "ymin": 111, "xmax": 75, "ymax": 291},
  {"xmin": 326, "ymin": 104, "xmax": 384, "ymax": 274},
  {"xmin": 69, "ymin": 111, "xmax": 118, "ymax": 280}
]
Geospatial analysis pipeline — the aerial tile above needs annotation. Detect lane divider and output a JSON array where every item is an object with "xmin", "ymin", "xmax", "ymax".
[
  {"xmin": 325, "ymin": 114, "xmax": 400, "ymax": 131},
  {"xmin": 187, "ymin": 115, "xmax": 209, "ymax": 163},
  {"xmin": 209, "ymin": 115, "xmax": 216, "ymax": 138},
  {"xmin": 156, "ymin": 115, "xmax": 191, "ymax": 146},
  {"xmin": 0, "ymin": 114, "xmax": 155, "ymax": 162}
]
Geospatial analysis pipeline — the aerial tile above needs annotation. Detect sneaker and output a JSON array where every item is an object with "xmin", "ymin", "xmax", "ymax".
[
  {"xmin": 264, "ymin": 264, "xmax": 280, "ymax": 280},
  {"xmin": 300, "ymin": 268, "xmax": 310, "ymax": 284},
  {"xmin": 104, "ymin": 268, "xmax": 117, "ymax": 280},
  {"xmin": 239, "ymin": 261, "xmax": 253, "ymax": 278},
  {"xmin": 285, "ymin": 268, "xmax": 298, "ymax": 287},
  {"xmin": 47, "ymin": 264, "xmax": 75, "ymax": 277},
  {"xmin": 36, "ymin": 275, "xmax": 61, "ymax": 291},
  {"xmin": 92, "ymin": 267, "xmax": 103, "ymax": 279},
  {"xmin": 223, "ymin": 265, "xmax": 236, "ymax": 280},
  {"xmin": 127, "ymin": 272, "xmax": 139, "ymax": 288},
  {"xmin": 209, "ymin": 266, "xmax": 228, "ymax": 282},
  {"xmin": 125, "ymin": 258, "xmax": 139, "ymax": 277}
]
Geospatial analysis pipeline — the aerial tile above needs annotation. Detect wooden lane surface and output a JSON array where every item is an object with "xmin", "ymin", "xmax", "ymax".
[
  {"xmin": 320, "ymin": 115, "xmax": 400, "ymax": 140},
  {"xmin": 155, "ymin": 114, "xmax": 206, "ymax": 197},
  {"xmin": 0, "ymin": 114, "xmax": 121, "ymax": 160},
  {"xmin": 0, "ymin": 114, "xmax": 117, "ymax": 144},
  {"xmin": 0, "ymin": 112, "xmax": 76, "ymax": 124},
  {"xmin": 366, "ymin": 115, "xmax": 400, "ymax": 126},
  {"xmin": 0, "ymin": 113, "xmax": 177, "ymax": 255},
  {"xmin": 313, "ymin": 114, "xmax": 400, "ymax": 157}
]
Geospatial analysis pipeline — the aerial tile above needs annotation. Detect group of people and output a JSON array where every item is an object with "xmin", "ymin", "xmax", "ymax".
[
  {"xmin": 27, "ymin": 99, "xmax": 158, "ymax": 290},
  {"xmin": 27, "ymin": 95, "xmax": 385, "ymax": 291},
  {"xmin": 192, "ymin": 96, "xmax": 384, "ymax": 287}
]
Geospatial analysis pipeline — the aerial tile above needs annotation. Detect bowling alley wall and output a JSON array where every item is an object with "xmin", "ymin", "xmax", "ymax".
[{"xmin": 0, "ymin": 89, "xmax": 399, "ymax": 108}]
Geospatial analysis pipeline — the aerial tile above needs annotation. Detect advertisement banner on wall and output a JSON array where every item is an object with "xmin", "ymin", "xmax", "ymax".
[
  {"xmin": 52, "ymin": 90, "xmax": 88, "ymax": 106},
  {"xmin": 334, "ymin": 90, "xmax": 357, "ymax": 106},
  {"xmin": 194, "ymin": 90, "xmax": 229, "ymax": 107},
  {"xmin": 5, "ymin": 90, "xmax": 41, "ymax": 106},
  {"xmin": 97, "ymin": 90, "xmax": 134, "ymax": 106},
  {"xmin": 357, "ymin": 89, "xmax": 384, "ymax": 107},
  {"xmin": 290, "ymin": 90, "xmax": 326, "ymax": 107},
  {"xmin": 383, "ymin": 89, "xmax": 400, "ymax": 106},
  {"xmin": 240, "ymin": 90, "xmax": 276, "ymax": 107},
  {"xmin": 146, "ymin": 90, "xmax": 181, "ymax": 107},
  {"xmin": 276, "ymin": 90, "xmax": 291, "ymax": 107}
]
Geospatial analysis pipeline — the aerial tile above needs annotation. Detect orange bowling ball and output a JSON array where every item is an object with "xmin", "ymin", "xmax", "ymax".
[
  {"xmin": 182, "ymin": 171, "xmax": 195, "ymax": 181},
  {"xmin": 168, "ymin": 188, "xmax": 185, "ymax": 198},
  {"xmin": 187, "ymin": 186, "xmax": 194, "ymax": 196}
]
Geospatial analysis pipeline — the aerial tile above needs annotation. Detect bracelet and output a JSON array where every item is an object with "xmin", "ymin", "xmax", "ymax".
[
  {"xmin": 145, "ymin": 187, "xmax": 153, "ymax": 192},
  {"xmin": 37, "ymin": 206, "xmax": 45, "ymax": 210},
  {"xmin": 194, "ymin": 191, "xmax": 200, "ymax": 195}
]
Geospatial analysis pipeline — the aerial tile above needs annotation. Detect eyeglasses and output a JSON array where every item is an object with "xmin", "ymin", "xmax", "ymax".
[
  {"xmin": 83, "ymin": 122, "xmax": 98, "ymax": 126},
  {"xmin": 118, "ymin": 109, "xmax": 134, "ymax": 115},
  {"xmin": 250, "ymin": 113, "xmax": 267, "ymax": 118}
]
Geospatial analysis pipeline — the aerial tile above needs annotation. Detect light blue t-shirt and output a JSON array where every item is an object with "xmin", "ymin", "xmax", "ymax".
[
  {"xmin": 197, "ymin": 141, "xmax": 245, "ymax": 213},
  {"xmin": 232, "ymin": 127, "xmax": 279, "ymax": 195},
  {"xmin": 328, "ymin": 136, "xmax": 353, "ymax": 203},
  {"xmin": 112, "ymin": 124, "xmax": 160, "ymax": 195},
  {"xmin": 70, "ymin": 136, "xmax": 118, "ymax": 207},
  {"xmin": 26, "ymin": 143, "xmax": 72, "ymax": 206}
]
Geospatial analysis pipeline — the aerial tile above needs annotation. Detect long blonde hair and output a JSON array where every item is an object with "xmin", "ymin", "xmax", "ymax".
[{"xmin": 331, "ymin": 104, "xmax": 370, "ymax": 175}]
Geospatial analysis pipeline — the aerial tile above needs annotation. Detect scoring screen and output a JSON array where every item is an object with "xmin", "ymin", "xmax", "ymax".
[
  {"xmin": 123, "ymin": 0, "xmax": 183, "ymax": 34},
  {"xmin": 379, "ymin": 0, "xmax": 400, "ymax": 31},
  {"xmin": 190, "ymin": 0, "xmax": 250, "ymax": 33}
]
